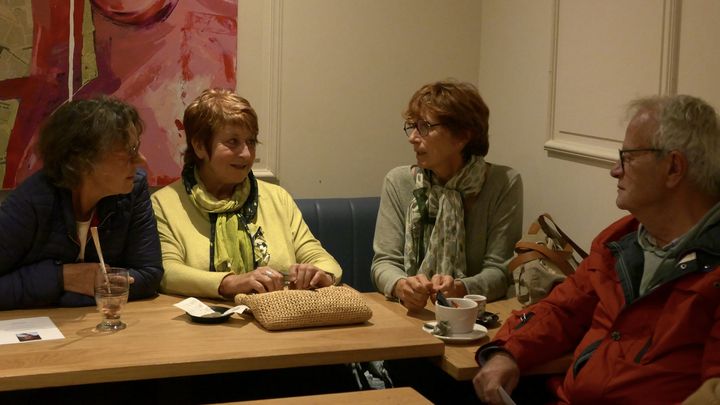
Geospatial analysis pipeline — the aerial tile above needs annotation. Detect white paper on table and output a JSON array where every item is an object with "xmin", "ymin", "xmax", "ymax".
[
  {"xmin": 173, "ymin": 297, "xmax": 249, "ymax": 317},
  {"xmin": 220, "ymin": 305, "xmax": 249, "ymax": 316},
  {"xmin": 0, "ymin": 316, "xmax": 65, "ymax": 345}
]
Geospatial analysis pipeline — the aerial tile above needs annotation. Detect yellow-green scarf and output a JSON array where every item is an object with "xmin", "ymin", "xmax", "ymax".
[{"xmin": 184, "ymin": 166, "xmax": 255, "ymax": 274}]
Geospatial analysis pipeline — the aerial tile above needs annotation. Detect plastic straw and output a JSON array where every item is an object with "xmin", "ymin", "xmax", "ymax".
[{"xmin": 90, "ymin": 227, "xmax": 112, "ymax": 293}]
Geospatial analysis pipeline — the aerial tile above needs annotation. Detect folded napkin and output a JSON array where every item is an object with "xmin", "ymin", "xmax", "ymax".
[{"xmin": 234, "ymin": 286, "xmax": 373, "ymax": 331}]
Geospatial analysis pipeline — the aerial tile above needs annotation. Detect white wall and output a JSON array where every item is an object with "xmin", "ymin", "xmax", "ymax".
[
  {"xmin": 677, "ymin": 0, "xmax": 720, "ymax": 108},
  {"xmin": 478, "ymin": 1, "xmax": 624, "ymax": 250},
  {"xmin": 240, "ymin": 1, "xmax": 619, "ymax": 250},
  {"xmin": 240, "ymin": 0, "xmax": 483, "ymax": 198},
  {"xmin": 478, "ymin": 0, "xmax": 720, "ymax": 250}
]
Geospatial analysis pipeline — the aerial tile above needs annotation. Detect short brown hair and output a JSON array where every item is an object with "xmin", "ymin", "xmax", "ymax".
[
  {"xmin": 403, "ymin": 80, "xmax": 490, "ymax": 158},
  {"xmin": 38, "ymin": 96, "xmax": 143, "ymax": 188},
  {"xmin": 183, "ymin": 88, "xmax": 259, "ymax": 165}
]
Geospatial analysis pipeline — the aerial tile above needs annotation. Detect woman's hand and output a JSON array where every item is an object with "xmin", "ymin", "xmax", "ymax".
[
  {"xmin": 288, "ymin": 264, "xmax": 334, "ymax": 290},
  {"xmin": 62, "ymin": 263, "xmax": 136, "ymax": 296},
  {"xmin": 473, "ymin": 352, "xmax": 520, "ymax": 404},
  {"xmin": 218, "ymin": 267, "xmax": 285, "ymax": 297},
  {"xmin": 393, "ymin": 274, "xmax": 433, "ymax": 311},
  {"xmin": 431, "ymin": 274, "xmax": 467, "ymax": 298},
  {"xmin": 62, "ymin": 263, "xmax": 99, "ymax": 297}
]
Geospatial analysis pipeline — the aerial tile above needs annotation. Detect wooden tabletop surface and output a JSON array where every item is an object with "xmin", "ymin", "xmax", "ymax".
[
  {"xmin": 227, "ymin": 387, "xmax": 432, "ymax": 405},
  {"xmin": 365, "ymin": 293, "xmax": 571, "ymax": 381},
  {"xmin": 0, "ymin": 293, "xmax": 444, "ymax": 391}
]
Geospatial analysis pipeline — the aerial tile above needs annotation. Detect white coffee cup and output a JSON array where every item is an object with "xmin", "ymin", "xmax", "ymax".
[
  {"xmin": 435, "ymin": 297, "xmax": 479, "ymax": 334},
  {"xmin": 463, "ymin": 294, "xmax": 487, "ymax": 316}
]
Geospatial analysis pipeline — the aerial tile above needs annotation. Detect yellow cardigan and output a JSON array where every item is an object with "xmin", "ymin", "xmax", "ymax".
[{"xmin": 151, "ymin": 179, "xmax": 342, "ymax": 299}]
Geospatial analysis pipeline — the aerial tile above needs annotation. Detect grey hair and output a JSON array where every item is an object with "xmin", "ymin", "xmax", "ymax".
[{"xmin": 627, "ymin": 95, "xmax": 720, "ymax": 196}]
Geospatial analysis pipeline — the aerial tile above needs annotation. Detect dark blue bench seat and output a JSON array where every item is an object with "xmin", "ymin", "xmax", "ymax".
[{"xmin": 295, "ymin": 197, "xmax": 380, "ymax": 292}]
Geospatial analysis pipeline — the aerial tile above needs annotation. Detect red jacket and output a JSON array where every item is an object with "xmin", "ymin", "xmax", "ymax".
[{"xmin": 488, "ymin": 215, "xmax": 720, "ymax": 404}]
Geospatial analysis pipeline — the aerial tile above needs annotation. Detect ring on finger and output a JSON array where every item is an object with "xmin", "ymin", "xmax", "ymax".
[{"xmin": 264, "ymin": 270, "xmax": 273, "ymax": 277}]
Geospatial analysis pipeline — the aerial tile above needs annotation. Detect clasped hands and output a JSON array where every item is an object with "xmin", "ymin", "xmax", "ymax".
[
  {"xmin": 219, "ymin": 263, "xmax": 335, "ymax": 297},
  {"xmin": 393, "ymin": 274, "xmax": 467, "ymax": 311}
]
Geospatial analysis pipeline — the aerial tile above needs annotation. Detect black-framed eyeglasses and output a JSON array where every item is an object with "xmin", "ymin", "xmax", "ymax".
[
  {"xmin": 403, "ymin": 119, "xmax": 442, "ymax": 137},
  {"xmin": 618, "ymin": 148, "xmax": 664, "ymax": 170}
]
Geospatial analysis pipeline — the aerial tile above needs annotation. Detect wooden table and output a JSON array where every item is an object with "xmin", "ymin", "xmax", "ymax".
[
  {"xmin": 228, "ymin": 387, "xmax": 432, "ymax": 405},
  {"xmin": 0, "ymin": 293, "xmax": 444, "ymax": 391},
  {"xmin": 365, "ymin": 293, "xmax": 571, "ymax": 381}
]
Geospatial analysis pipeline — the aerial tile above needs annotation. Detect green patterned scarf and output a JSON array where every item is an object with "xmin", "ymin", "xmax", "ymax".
[
  {"xmin": 182, "ymin": 164, "xmax": 268, "ymax": 274},
  {"xmin": 403, "ymin": 156, "xmax": 488, "ymax": 278}
]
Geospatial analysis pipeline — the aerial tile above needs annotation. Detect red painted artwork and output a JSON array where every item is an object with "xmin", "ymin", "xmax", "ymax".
[{"xmin": 0, "ymin": 0, "xmax": 237, "ymax": 188}]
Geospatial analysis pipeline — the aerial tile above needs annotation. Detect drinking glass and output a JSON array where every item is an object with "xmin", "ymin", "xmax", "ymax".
[{"xmin": 94, "ymin": 266, "xmax": 129, "ymax": 331}]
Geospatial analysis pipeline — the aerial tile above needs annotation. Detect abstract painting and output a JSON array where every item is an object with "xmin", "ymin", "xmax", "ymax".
[{"xmin": 0, "ymin": 0, "xmax": 237, "ymax": 188}]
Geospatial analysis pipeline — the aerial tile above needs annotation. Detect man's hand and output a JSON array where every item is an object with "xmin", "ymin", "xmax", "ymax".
[
  {"xmin": 393, "ymin": 274, "xmax": 433, "ymax": 311},
  {"xmin": 473, "ymin": 352, "xmax": 520, "ymax": 404}
]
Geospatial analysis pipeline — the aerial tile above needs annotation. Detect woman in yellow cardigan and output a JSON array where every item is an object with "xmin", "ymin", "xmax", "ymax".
[{"xmin": 151, "ymin": 89, "xmax": 341, "ymax": 299}]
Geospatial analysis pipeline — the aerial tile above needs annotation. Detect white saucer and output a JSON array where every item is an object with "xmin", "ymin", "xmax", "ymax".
[{"xmin": 422, "ymin": 321, "xmax": 488, "ymax": 342}]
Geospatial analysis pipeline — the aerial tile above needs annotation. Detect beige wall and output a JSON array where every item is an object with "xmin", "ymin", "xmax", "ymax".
[
  {"xmin": 677, "ymin": 0, "xmax": 720, "ymax": 108},
  {"xmin": 278, "ymin": 0, "xmax": 483, "ymax": 198},
  {"xmin": 240, "ymin": 0, "xmax": 616, "ymax": 250},
  {"xmin": 478, "ymin": 0, "xmax": 720, "ymax": 249},
  {"xmin": 260, "ymin": 0, "xmax": 629, "ymax": 249},
  {"xmin": 239, "ymin": 0, "xmax": 483, "ymax": 197},
  {"xmin": 478, "ymin": 0, "xmax": 624, "ymax": 250}
]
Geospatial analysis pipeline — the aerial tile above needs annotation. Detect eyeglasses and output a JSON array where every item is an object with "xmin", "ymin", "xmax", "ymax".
[
  {"xmin": 114, "ymin": 140, "xmax": 141, "ymax": 163},
  {"xmin": 128, "ymin": 141, "xmax": 140, "ymax": 159},
  {"xmin": 403, "ymin": 119, "xmax": 442, "ymax": 137},
  {"xmin": 617, "ymin": 148, "xmax": 664, "ymax": 170}
]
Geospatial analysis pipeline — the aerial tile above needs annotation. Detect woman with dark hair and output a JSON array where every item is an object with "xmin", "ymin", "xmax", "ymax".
[
  {"xmin": 0, "ymin": 96, "xmax": 163, "ymax": 309},
  {"xmin": 152, "ymin": 88, "xmax": 340, "ymax": 299},
  {"xmin": 372, "ymin": 80, "xmax": 523, "ymax": 310}
]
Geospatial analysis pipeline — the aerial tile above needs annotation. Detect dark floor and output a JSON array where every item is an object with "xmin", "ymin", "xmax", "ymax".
[
  {"xmin": 1, "ymin": 360, "xmax": 557, "ymax": 404},
  {"xmin": 0, "ymin": 364, "xmax": 360, "ymax": 405},
  {"xmin": 384, "ymin": 358, "xmax": 558, "ymax": 405}
]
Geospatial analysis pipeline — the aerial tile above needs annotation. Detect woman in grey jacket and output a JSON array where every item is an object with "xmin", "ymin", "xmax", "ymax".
[
  {"xmin": 371, "ymin": 80, "xmax": 523, "ymax": 310},
  {"xmin": 0, "ymin": 96, "xmax": 162, "ymax": 309}
]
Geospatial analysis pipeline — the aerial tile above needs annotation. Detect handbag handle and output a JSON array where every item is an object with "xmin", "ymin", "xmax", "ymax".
[
  {"xmin": 508, "ymin": 241, "xmax": 575, "ymax": 276},
  {"xmin": 537, "ymin": 213, "xmax": 588, "ymax": 259}
]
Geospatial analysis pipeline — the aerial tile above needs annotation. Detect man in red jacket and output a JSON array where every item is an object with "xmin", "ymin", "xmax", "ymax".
[{"xmin": 473, "ymin": 94, "xmax": 720, "ymax": 405}]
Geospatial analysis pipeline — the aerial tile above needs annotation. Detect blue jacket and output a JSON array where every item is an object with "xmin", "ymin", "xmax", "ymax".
[{"xmin": 0, "ymin": 169, "xmax": 163, "ymax": 309}]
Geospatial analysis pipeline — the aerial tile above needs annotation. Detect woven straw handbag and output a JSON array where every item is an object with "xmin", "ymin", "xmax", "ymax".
[{"xmin": 234, "ymin": 286, "xmax": 373, "ymax": 331}]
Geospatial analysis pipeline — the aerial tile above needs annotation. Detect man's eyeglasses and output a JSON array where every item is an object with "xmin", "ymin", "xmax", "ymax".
[
  {"xmin": 618, "ymin": 148, "xmax": 664, "ymax": 170},
  {"xmin": 404, "ymin": 119, "xmax": 442, "ymax": 137}
]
